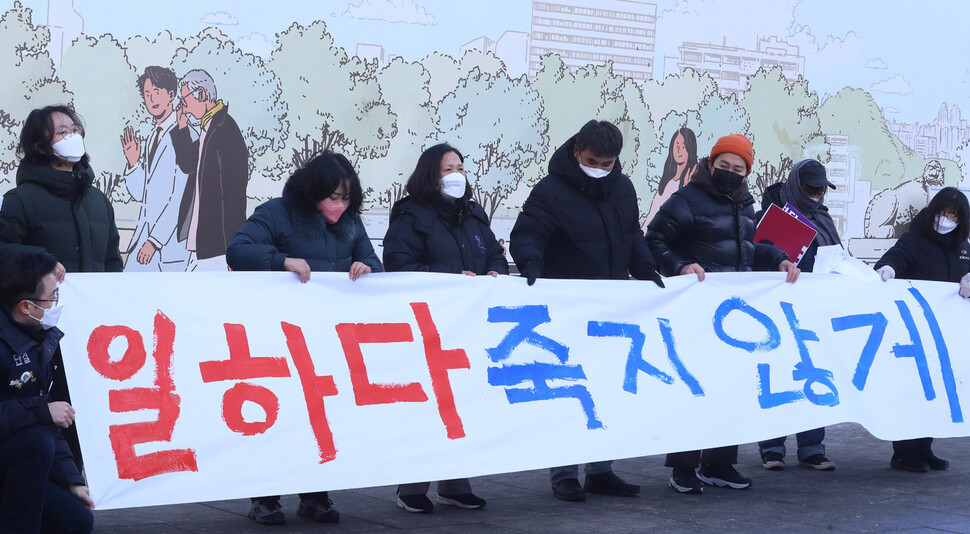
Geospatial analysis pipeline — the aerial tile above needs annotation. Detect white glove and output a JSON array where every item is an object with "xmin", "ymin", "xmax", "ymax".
[
  {"xmin": 877, "ymin": 265, "xmax": 895, "ymax": 282},
  {"xmin": 960, "ymin": 273, "xmax": 970, "ymax": 298}
]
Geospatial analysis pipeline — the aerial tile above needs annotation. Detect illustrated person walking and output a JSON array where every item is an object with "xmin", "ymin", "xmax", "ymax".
[
  {"xmin": 875, "ymin": 186, "xmax": 970, "ymax": 473},
  {"xmin": 227, "ymin": 150, "xmax": 382, "ymax": 525},
  {"xmin": 382, "ymin": 142, "xmax": 507, "ymax": 513},
  {"xmin": 511, "ymin": 119, "xmax": 663, "ymax": 502},
  {"xmin": 646, "ymin": 133, "xmax": 799, "ymax": 494}
]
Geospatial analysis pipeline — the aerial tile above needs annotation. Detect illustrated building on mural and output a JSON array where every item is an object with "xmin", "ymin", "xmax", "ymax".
[
  {"xmin": 671, "ymin": 36, "xmax": 805, "ymax": 98},
  {"xmin": 527, "ymin": 0, "xmax": 657, "ymax": 82},
  {"xmin": 820, "ymin": 134, "xmax": 857, "ymax": 237},
  {"xmin": 45, "ymin": 0, "xmax": 84, "ymax": 68},
  {"xmin": 887, "ymin": 103, "xmax": 970, "ymax": 160},
  {"xmin": 461, "ymin": 31, "xmax": 531, "ymax": 78},
  {"xmin": 356, "ymin": 43, "xmax": 387, "ymax": 67}
]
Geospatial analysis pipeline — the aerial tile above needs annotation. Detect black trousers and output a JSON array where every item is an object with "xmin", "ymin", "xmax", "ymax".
[
  {"xmin": 0, "ymin": 425, "xmax": 93, "ymax": 534},
  {"xmin": 665, "ymin": 445, "xmax": 739, "ymax": 468}
]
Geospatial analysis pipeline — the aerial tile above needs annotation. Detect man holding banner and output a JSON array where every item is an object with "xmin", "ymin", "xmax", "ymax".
[
  {"xmin": 0, "ymin": 247, "xmax": 94, "ymax": 533},
  {"xmin": 646, "ymin": 133, "xmax": 800, "ymax": 494},
  {"xmin": 511, "ymin": 119, "xmax": 663, "ymax": 502}
]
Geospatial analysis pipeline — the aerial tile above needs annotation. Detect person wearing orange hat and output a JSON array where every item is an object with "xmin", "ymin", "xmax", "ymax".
[{"xmin": 645, "ymin": 133, "xmax": 800, "ymax": 495}]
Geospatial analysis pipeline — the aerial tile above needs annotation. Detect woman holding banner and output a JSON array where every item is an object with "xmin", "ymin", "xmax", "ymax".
[
  {"xmin": 874, "ymin": 186, "xmax": 970, "ymax": 473},
  {"xmin": 381, "ymin": 143, "xmax": 505, "ymax": 513},
  {"xmin": 753, "ymin": 159, "xmax": 840, "ymax": 472},
  {"xmin": 646, "ymin": 133, "xmax": 798, "ymax": 495},
  {"xmin": 226, "ymin": 150, "xmax": 382, "ymax": 526}
]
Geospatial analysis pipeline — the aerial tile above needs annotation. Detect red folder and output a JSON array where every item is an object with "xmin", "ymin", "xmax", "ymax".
[{"xmin": 754, "ymin": 204, "xmax": 818, "ymax": 266}]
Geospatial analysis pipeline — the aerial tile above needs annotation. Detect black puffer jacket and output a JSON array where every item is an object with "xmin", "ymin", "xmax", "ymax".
[
  {"xmin": 383, "ymin": 196, "xmax": 508, "ymax": 275},
  {"xmin": 647, "ymin": 159, "xmax": 788, "ymax": 275},
  {"xmin": 226, "ymin": 187, "xmax": 383, "ymax": 274},
  {"xmin": 0, "ymin": 161, "xmax": 122, "ymax": 272},
  {"xmin": 510, "ymin": 136, "xmax": 660, "ymax": 282},
  {"xmin": 874, "ymin": 210, "xmax": 970, "ymax": 283}
]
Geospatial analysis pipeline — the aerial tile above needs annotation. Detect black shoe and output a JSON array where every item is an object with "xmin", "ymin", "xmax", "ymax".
[
  {"xmin": 583, "ymin": 471, "xmax": 640, "ymax": 497},
  {"xmin": 891, "ymin": 451, "xmax": 929, "ymax": 472},
  {"xmin": 397, "ymin": 493, "xmax": 434, "ymax": 513},
  {"xmin": 918, "ymin": 449, "xmax": 949, "ymax": 470},
  {"xmin": 297, "ymin": 494, "xmax": 340, "ymax": 523},
  {"xmin": 697, "ymin": 464, "xmax": 751, "ymax": 489},
  {"xmin": 668, "ymin": 467, "xmax": 702, "ymax": 494},
  {"xmin": 762, "ymin": 451, "xmax": 785, "ymax": 470},
  {"xmin": 248, "ymin": 498, "xmax": 285, "ymax": 525},
  {"xmin": 552, "ymin": 478, "xmax": 586, "ymax": 502},
  {"xmin": 438, "ymin": 492, "xmax": 487, "ymax": 509},
  {"xmin": 798, "ymin": 454, "xmax": 836, "ymax": 471}
]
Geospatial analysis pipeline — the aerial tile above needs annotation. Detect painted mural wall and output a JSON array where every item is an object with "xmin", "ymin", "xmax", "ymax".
[{"xmin": 1, "ymin": 0, "xmax": 968, "ymax": 270}]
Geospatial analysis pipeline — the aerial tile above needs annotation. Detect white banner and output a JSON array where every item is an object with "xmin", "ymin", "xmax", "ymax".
[{"xmin": 59, "ymin": 271, "xmax": 970, "ymax": 509}]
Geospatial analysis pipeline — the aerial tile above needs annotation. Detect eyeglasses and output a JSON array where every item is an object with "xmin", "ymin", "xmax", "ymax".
[{"xmin": 30, "ymin": 287, "xmax": 59, "ymax": 307}]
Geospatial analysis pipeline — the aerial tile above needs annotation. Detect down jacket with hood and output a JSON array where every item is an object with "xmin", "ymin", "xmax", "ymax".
[
  {"xmin": 510, "ymin": 136, "xmax": 661, "ymax": 282},
  {"xmin": 646, "ymin": 157, "xmax": 788, "ymax": 276},
  {"xmin": 226, "ymin": 186, "xmax": 382, "ymax": 274},
  {"xmin": 874, "ymin": 209, "xmax": 970, "ymax": 283},
  {"xmin": 0, "ymin": 161, "xmax": 122, "ymax": 273},
  {"xmin": 383, "ymin": 196, "xmax": 508, "ymax": 275}
]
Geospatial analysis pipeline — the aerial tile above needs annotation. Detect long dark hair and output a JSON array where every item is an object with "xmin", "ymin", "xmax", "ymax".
[
  {"xmin": 18, "ymin": 105, "xmax": 90, "ymax": 167},
  {"xmin": 657, "ymin": 128, "xmax": 697, "ymax": 195},
  {"xmin": 405, "ymin": 143, "xmax": 472, "ymax": 204},
  {"xmin": 914, "ymin": 186, "xmax": 970, "ymax": 249},
  {"xmin": 283, "ymin": 151, "xmax": 363, "ymax": 216}
]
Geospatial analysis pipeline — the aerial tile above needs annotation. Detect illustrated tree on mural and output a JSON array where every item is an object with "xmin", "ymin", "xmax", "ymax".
[
  {"xmin": 0, "ymin": 3, "xmax": 71, "ymax": 185},
  {"xmin": 60, "ymin": 34, "xmax": 143, "ymax": 203},
  {"xmin": 356, "ymin": 56, "xmax": 437, "ymax": 210},
  {"xmin": 124, "ymin": 30, "xmax": 200, "ymax": 79},
  {"xmin": 421, "ymin": 49, "xmax": 505, "ymax": 107},
  {"xmin": 171, "ymin": 29, "xmax": 287, "ymax": 176},
  {"xmin": 742, "ymin": 67, "xmax": 826, "ymax": 194},
  {"xmin": 687, "ymin": 87, "xmax": 751, "ymax": 156},
  {"xmin": 437, "ymin": 67, "xmax": 548, "ymax": 220},
  {"xmin": 271, "ymin": 21, "xmax": 396, "ymax": 174}
]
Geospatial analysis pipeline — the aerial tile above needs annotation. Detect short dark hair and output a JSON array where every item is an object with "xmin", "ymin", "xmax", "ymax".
[
  {"xmin": 18, "ymin": 105, "xmax": 89, "ymax": 167},
  {"xmin": 0, "ymin": 247, "xmax": 58, "ymax": 311},
  {"xmin": 915, "ymin": 186, "xmax": 970, "ymax": 246},
  {"xmin": 137, "ymin": 66, "xmax": 178, "ymax": 95},
  {"xmin": 575, "ymin": 120, "xmax": 623, "ymax": 157},
  {"xmin": 405, "ymin": 143, "xmax": 471, "ymax": 203},
  {"xmin": 283, "ymin": 151, "xmax": 363, "ymax": 217}
]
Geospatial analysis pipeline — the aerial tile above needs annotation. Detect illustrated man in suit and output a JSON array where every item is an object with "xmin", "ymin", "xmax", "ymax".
[
  {"xmin": 171, "ymin": 68, "xmax": 249, "ymax": 271},
  {"xmin": 121, "ymin": 66, "xmax": 192, "ymax": 271}
]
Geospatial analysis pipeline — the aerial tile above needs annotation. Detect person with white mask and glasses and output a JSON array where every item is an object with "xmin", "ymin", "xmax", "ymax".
[
  {"xmin": 381, "ymin": 143, "xmax": 506, "ymax": 514},
  {"xmin": 874, "ymin": 186, "xmax": 970, "ymax": 473}
]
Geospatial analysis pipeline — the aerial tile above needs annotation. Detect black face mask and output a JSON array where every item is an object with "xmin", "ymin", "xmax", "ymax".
[{"xmin": 711, "ymin": 168, "xmax": 745, "ymax": 194}]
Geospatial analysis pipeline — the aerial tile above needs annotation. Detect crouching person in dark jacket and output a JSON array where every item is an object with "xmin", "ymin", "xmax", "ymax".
[
  {"xmin": 383, "ymin": 143, "xmax": 506, "ymax": 514},
  {"xmin": 0, "ymin": 247, "xmax": 94, "ymax": 534},
  {"xmin": 511, "ymin": 119, "xmax": 663, "ymax": 503},
  {"xmin": 646, "ymin": 134, "xmax": 799, "ymax": 495}
]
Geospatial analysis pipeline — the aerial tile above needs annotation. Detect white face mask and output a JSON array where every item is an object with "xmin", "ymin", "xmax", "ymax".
[
  {"xmin": 27, "ymin": 302, "xmax": 63, "ymax": 330},
  {"xmin": 440, "ymin": 172, "xmax": 467, "ymax": 199},
  {"xmin": 51, "ymin": 132, "xmax": 85, "ymax": 163},
  {"xmin": 936, "ymin": 214, "xmax": 959, "ymax": 234},
  {"xmin": 578, "ymin": 163, "xmax": 611, "ymax": 179}
]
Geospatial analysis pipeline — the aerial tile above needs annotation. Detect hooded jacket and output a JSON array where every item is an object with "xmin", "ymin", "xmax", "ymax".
[
  {"xmin": 874, "ymin": 209, "xmax": 970, "ymax": 283},
  {"xmin": 0, "ymin": 306, "xmax": 84, "ymax": 490},
  {"xmin": 756, "ymin": 160, "xmax": 842, "ymax": 273},
  {"xmin": 510, "ymin": 136, "xmax": 661, "ymax": 282},
  {"xmin": 226, "ymin": 186, "xmax": 382, "ymax": 274},
  {"xmin": 646, "ymin": 157, "xmax": 788, "ymax": 276},
  {"xmin": 0, "ymin": 161, "xmax": 122, "ymax": 273},
  {"xmin": 383, "ymin": 195, "xmax": 509, "ymax": 275}
]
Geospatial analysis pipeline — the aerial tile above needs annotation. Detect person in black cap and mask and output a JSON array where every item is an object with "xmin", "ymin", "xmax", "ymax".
[
  {"xmin": 646, "ymin": 133, "xmax": 799, "ymax": 495},
  {"xmin": 754, "ymin": 158, "xmax": 841, "ymax": 472},
  {"xmin": 511, "ymin": 119, "xmax": 664, "ymax": 503}
]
